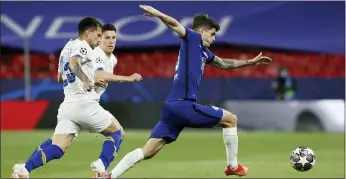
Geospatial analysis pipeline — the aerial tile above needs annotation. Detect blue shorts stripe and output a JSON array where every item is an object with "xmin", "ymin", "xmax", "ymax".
[{"xmin": 192, "ymin": 103, "xmax": 221, "ymax": 121}]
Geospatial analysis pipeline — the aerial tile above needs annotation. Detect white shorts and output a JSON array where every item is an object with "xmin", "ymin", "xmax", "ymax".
[{"xmin": 54, "ymin": 100, "xmax": 114, "ymax": 136}]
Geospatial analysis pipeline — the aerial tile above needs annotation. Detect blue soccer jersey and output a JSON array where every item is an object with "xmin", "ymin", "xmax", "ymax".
[
  {"xmin": 166, "ymin": 28, "xmax": 215, "ymax": 101},
  {"xmin": 150, "ymin": 28, "xmax": 223, "ymax": 144}
]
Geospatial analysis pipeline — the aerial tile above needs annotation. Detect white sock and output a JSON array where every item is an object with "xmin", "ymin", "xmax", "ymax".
[
  {"xmin": 223, "ymin": 127, "xmax": 238, "ymax": 169},
  {"xmin": 110, "ymin": 148, "xmax": 144, "ymax": 178}
]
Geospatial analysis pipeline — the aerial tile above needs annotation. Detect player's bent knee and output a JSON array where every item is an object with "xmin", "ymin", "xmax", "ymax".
[
  {"xmin": 106, "ymin": 130, "xmax": 122, "ymax": 142},
  {"xmin": 219, "ymin": 110, "xmax": 237, "ymax": 128},
  {"xmin": 121, "ymin": 130, "xmax": 126, "ymax": 140},
  {"xmin": 101, "ymin": 119, "xmax": 121, "ymax": 136}
]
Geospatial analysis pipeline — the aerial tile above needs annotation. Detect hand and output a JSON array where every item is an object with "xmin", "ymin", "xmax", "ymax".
[
  {"xmin": 83, "ymin": 80, "xmax": 94, "ymax": 92},
  {"xmin": 95, "ymin": 78, "xmax": 107, "ymax": 88},
  {"xmin": 249, "ymin": 52, "xmax": 272, "ymax": 66},
  {"xmin": 129, "ymin": 73, "xmax": 143, "ymax": 82},
  {"xmin": 139, "ymin": 5, "xmax": 162, "ymax": 17}
]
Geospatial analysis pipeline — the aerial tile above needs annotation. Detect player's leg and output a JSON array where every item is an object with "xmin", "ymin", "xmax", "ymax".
[
  {"xmin": 217, "ymin": 109, "xmax": 248, "ymax": 176},
  {"xmin": 110, "ymin": 118, "xmax": 183, "ymax": 178},
  {"xmin": 110, "ymin": 138, "xmax": 166, "ymax": 178},
  {"xmin": 12, "ymin": 120, "xmax": 79, "ymax": 179},
  {"xmin": 91, "ymin": 119, "xmax": 124, "ymax": 178},
  {"xmin": 85, "ymin": 105, "xmax": 124, "ymax": 178},
  {"xmin": 12, "ymin": 102, "xmax": 80, "ymax": 179},
  {"xmin": 183, "ymin": 102, "xmax": 247, "ymax": 176},
  {"xmin": 28, "ymin": 137, "xmax": 53, "ymax": 158}
]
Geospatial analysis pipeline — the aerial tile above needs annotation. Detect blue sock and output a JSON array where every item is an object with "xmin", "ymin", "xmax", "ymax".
[
  {"xmin": 99, "ymin": 130, "xmax": 122, "ymax": 170},
  {"xmin": 116, "ymin": 139, "xmax": 123, "ymax": 153},
  {"xmin": 29, "ymin": 138, "xmax": 52, "ymax": 158},
  {"xmin": 108, "ymin": 139, "xmax": 123, "ymax": 163},
  {"xmin": 25, "ymin": 144, "xmax": 64, "ymax": 173}
]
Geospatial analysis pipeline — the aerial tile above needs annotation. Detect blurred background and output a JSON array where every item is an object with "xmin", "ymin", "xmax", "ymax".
[
  {"xmin": 0, "ymin": 1, "xmax": 345, "ymax": 178},
  {"xmin": 1, "ymin": 1, "xmax": 344, "ymax": 132}
]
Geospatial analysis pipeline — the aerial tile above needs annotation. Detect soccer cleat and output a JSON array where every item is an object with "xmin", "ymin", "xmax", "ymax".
[
  {"xmin": 90, "ymin": 159, "xmax": 110, "ymax": 179},
  {"xmin": 224, "ymin": 164, "xmax": 248, "ymax": 177},
  {"xmin": 11, "ymin": 164, "xmax": 29, "ymax": 179}
]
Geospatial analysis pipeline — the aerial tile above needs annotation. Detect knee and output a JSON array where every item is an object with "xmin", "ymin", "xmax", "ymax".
[
  {"xmin": 102, "ymin": 120, "xmax": 122, "ymax": 135},
  {"xmin": 121, "ymin": 129, "xmax": 125, "ymax": 140},
  {"xmin": 220, "ymin": 111, "xmax": 237, "ymax": 128},
  {"xmin": 117, "ymin": 125, "xmax": 125, "ymax": 140},
  {"xmin": 106, "ymin": 129, "xmax": 122, "ymax": 143},
  {"xmin": 52, "ymin": 134, "xmax": 74, "ymax": 152}
]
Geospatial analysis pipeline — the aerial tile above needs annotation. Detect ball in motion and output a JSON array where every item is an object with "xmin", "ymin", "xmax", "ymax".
[{"xmin": 290, "ymin": 146, "xmax": 316, "ymax": 172}]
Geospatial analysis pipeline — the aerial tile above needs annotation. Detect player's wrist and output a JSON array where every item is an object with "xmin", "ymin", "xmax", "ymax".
[
  {"xmin": 126, "ymin": 76, "xmax": 134, "ymax": 82},
  {"xmin": 247, "ymin": 59, "xmax": 255, "ymax": 65}
]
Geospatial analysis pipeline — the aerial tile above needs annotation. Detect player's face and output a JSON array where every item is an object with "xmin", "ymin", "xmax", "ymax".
[
  {"xmin": 86, "ymin": 26, "xmax": 102, "ymax": 49},
  {"xmin": 100, "ymin": 30, "xmax": 116, "ymax": 54},
  {"xmin": 200, "ymin": 27, "xmax": 216, "ymax": 47}
]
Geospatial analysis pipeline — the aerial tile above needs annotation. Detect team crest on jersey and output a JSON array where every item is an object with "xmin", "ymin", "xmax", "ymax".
[
  {"xmin": 80, "ymin": 48, "xmax": 87, "ymax": 55},
  {"xmin": 96, "ymin": 57, "xmax": 103, "ymax": 64}
]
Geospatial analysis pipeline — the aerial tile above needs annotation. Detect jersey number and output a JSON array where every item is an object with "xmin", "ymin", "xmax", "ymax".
[{"xmin": 61, "ymin": 54, "xmax": 76, "ymax": 87}]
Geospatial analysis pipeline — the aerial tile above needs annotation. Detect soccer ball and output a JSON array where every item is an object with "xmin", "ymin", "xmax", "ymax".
[{"xmin": 290, "ymin": 146, "xmax": 316, "ymax": 172}]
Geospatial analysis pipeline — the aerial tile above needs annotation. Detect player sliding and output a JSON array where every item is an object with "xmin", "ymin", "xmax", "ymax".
[
  {"xmin": 11, "ymin": 18, "xmax": 141, "ymax": 179},
  {"xmin": 108, "ymin": 5, "xmax": 272, "ymax": 178}
]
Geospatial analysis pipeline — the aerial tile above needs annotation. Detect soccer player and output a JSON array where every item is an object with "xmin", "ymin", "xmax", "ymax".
[
  {"xmin": 90, "ymin": 23, "xmax": 142, "ymax": 178},
  {"xmin": 11, "ymin": 17, "xmax": 122, "ymax": 179},
  {"xmin": 109, "ymin": 5, "xmax": 272, "ymax": 178}
]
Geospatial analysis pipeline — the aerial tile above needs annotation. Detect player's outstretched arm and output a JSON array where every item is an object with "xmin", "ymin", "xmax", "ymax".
[
  {"xmin": 211, "ymin": 53, "xmax": 272, "ymax": 69},
  {"xmin": 139, "ymin": 5, "xmax": 186, "ymax": 38},
  {"xmin": 95, "ymin": 70, "xmax": 142, "ymax": 83}
]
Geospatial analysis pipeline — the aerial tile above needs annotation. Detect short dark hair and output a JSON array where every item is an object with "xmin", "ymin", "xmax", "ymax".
[
  {"xmin": 192, "ymin": 13, "xmax": 220, "ymax": 32},
  {"xmin": 102, "ymin": 23, "xmax": 117, "ymax": 33},
  {"xmin": 78, "ymin": 16, "xmax": 102, "ymax": 34}
]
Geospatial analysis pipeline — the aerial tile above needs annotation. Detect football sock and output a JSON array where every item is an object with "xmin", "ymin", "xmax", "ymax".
[
  {"xmin": 99, "ymin": 130, "xmax": 122, "ymax": 170},
  {"xmin": 110, "ymin": 148, "xmax": 144, "ymax": 178},
  {"xmin": 223, "ymin": 127, "xmax": 238, "ymax": 169},
  {"xmin": 25, "ymin": 144, "xmax": 64, "ymax": 173},
  {"xmin": 29, "ymin": 138, "xmax": 52, "ymax": 158}
]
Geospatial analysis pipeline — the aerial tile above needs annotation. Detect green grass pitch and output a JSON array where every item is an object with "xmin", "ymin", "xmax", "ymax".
[{"xmin": 1, "ymin": 130, "xmax": 344, "ymax": 178}]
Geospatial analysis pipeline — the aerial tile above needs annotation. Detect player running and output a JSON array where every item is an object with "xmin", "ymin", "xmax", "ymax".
[
  {"xmin": 90, "ymin": 23, "xmax": 142, "ymax": 178},
  {"xmin": 11, "ymin": 17, "xmax": 138, "ymax": 179},
  {"xmin": 108, "ymin": 5, "xmax": 272, "ymax": 178}
]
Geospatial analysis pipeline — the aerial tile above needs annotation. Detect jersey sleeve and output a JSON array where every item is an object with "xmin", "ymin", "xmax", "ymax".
[
  {"xmin": 205, "ymin": 48, "xmax": 215, "ymax": 64},
  {"xmin": 182, "ymin": 27, "xmax": 200, "ymax": 41},
  {"xmin": 70, "ymin": 42, "xmax": 93, "ymax": 63},
  {"xmin": 58, "ymin": 55, "xmax": 64, "ymax": 73},
  {"xmin": 113, "ymin": 56, "xmax": 118, "ymax": 69},
  {"xmin": 95, "ymin": 56, "xmax": 105, "ymax": 71}
]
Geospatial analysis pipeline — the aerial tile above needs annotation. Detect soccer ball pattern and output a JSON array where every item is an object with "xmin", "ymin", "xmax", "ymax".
[
  {"xmin": 80, "ymin": 48, "xmax": 88, "ymax": 56},
  {"xmin": 290, "ymin": 146, "xmax": 316, "ymax": 172},
  {"xmin": 96, "ymin": 57, "xmax": 103, "ymax": 64}
]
